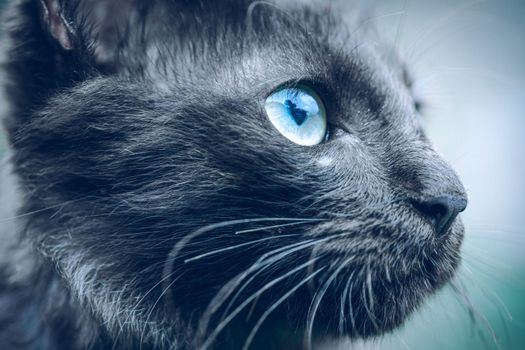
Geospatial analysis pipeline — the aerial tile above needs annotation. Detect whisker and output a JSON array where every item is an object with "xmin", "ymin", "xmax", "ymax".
[
  {"xmin": 339, "ymin": 271, "xmax": 355, "ymax": 335},
  {"xmin": 139, "ymin": 269, "xmax": 184, "ymax": 347},
  {"xmin": 114, "ymin": 267, "xmax": 173, "ymax": 348},
  {"xmin": 304, "ymin": 256, "xmax": 354, "ymax": 350},
  {"xmin": 466, "ymin": 235, "xmax": 525, "ymax": 245},
  {"xmin": 347, "ymin": 272, "xmax": 358, "ymax": 337},
  {"xmin": 394, "ymin": 0, "xmax": 409, "ymax": 50},
  {"xmin": 218, "ymin": 230, "xmax": 358, "ymax": 322},
  {"xmin": 461, "ymin": 252, "xmax": 525, "ymax": 288},
  {"xmin": 403, "ymin": 0, "xmax": 486, "ymax": 61},
  {"xmin": 215, "ymin": 239, "xmax": 326, "ymax": 330},
  {"xmin": 161, "ymin": 217, "xmax": 318, "ymax": 310},
  {"xmin": 0, "ymin": 196, "xmax": 88, "ymax": 223},
  {"xmin": 199, "ymin": 257, "xmax": 320, "ymax": 350},
  {"xmin": 241, "ymin": 267, "xmax": 326, "ymax": 350},
  {"xmin": 361, "ymin": 271, "xmax": 380, "ymax": 334},
  {"xmin": 235, "ymin": 219, "xmax": 321, "ymax": 234},
  {"xmin": 365, "ymin": 259, "xmax": 375, "ymax": 314},
  {"xmin": 466, "ymin": 222, "xmax": 525, "ymax": 232},
  {"xmin": 450, "ymin": 278, "xmax": 503, "ymax": 350},
  {"xmin": 459, "ymin": 265, "xmax": 514, "ymax": 323},
  {"xmin": 409, "ymin": 22, "xmax": 482, "ymax": 68},
  {"xmin": 183, "ymin": 234, "xmax": 299, "ymax": 263}
]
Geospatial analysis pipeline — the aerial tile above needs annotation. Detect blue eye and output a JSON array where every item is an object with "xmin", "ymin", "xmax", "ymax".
[{"xmin": 264, "ymin": 85, "xmax": 327, "ymax": 146}]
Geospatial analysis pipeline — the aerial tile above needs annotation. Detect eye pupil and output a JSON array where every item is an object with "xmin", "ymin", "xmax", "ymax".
[{"xmin": 285, "ymin": 99, "xmax": 308, "ymax": 126}]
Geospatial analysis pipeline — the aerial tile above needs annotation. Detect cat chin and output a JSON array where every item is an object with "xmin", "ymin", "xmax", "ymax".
[
  {"xmin": 308, "ymin": 254, "xmax": 461, "ymax": 341},
  {"xmin": 304, "ymin": 218, "xmax": 464, "ymax": 338}
]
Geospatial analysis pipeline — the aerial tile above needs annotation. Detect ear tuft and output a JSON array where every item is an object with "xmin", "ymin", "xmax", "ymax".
[{"xmin": 39, "ymin": 0, "xmax": 75, "ymax": 50}]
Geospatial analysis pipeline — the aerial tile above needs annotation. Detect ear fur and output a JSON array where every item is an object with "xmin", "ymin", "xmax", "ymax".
[
  {"xmin": 77, "ymin": 0, "xmax": 140, "ymax": 69},
  {"xmin": 38, "ymin": 0, "xmax": 75, "ymax": 50},
  {"xmin": 36, "ymin": 0, "xmax": 140, "ymax": 70}
]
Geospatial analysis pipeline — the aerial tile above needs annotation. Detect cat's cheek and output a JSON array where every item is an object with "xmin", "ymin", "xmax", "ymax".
[{"xmin": 317, "ymin": 156, "xmax": 333, "ymax": 167}]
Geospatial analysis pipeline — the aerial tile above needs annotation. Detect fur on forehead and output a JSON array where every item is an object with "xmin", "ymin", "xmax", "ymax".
[{"xmin": 37, "ymin": 0, "xmax": 379, "ymax": 75}]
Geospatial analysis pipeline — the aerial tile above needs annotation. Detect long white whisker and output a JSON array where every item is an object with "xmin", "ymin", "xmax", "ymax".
[
  {"xmin": 241, "ymin": 267, "xmax": 326, "ymax": 350},
  {"xmin": 304, "ymin": 256, "xmax": 354, "ymax": 350},
  {"xmin": 235, "ymin": 220, "xmax": 321, "ymax": 234},
  {"xmin": 347, "ymin": 273, "xmax": 358, "ymax": 337},
  {"xmin": 365, "ymin": 260, "xmax": 375, "ymax": 314},
  {"xmin": 450, "ymin": 279, "xmax": 503, "ymax": 350},
  {"xmin": 218, "ymin": 231, "xmax": 354, "ymax": 322},
  {"xmin": 339, "ymin": 272, "xmax": 354, "ymax": 335},
  {"xmin": 208, "ymin": 239, "xmax": 319, "ymax": 329},
  {"xmin": 218, "ymin": 239, "xmax": 328, "ymax": 317},
  {"xmin": 199, "ymin": 258, "xmax": 320, "ymax": 350},
  {"xmin": 394, "ymin": 0, "xmax": 409, "ymax": 50},
  {"xmin": 205, "ymin": 237, "xmax": 340, "ymax": 337},
  {"xmin": 458, "ymin": 264, "xmax": 513, "ymax": 322},
  {"xmin": 403, "ymin": 0, "xmax": 486, "ymax": 61},
  {"xmin": 184, "ymin": 234, "xmax": 299, "ymax": 263},
  {"xmin": 162, "ymin": 217, "xmax": 318, "ymax": 309},
  {"xmin": 361, "ymin": 261, "xmax": 380, "ymax": 333}
]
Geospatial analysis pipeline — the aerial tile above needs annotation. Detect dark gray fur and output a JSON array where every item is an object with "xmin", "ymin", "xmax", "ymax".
[{"xmin": 0, "ymin": 0, "xmax": 467, "ymax": 349}]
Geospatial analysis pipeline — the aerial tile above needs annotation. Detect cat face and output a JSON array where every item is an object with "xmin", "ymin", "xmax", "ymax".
[{"xmin": 3, "ymin": 0, "xmax": 467, "ymax": 348}]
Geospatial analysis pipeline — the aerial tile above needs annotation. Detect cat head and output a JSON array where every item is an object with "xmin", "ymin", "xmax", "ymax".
[{"xmin": 2, "ymin": 0, "xmax": 467, "ymax": 348}]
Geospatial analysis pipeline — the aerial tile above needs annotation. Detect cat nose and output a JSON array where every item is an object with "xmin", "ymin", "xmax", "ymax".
[{"xmin": 412, "ymin": 195, "xmax": 467, "ymax": 236}]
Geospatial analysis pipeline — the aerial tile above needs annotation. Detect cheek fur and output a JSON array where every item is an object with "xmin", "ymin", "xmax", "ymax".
[{"xmin": 317, "ymin": 155, "xmax": 333, "ymax": 167}]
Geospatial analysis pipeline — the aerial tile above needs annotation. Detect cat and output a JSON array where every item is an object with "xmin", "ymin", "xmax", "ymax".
[{"xmin": 0, "ymin": 0, "xmax": 468, "ymax": 349}]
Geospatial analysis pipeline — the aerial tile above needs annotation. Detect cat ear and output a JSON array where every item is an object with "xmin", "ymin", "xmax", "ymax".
[
  {"xmin": 39, "ymin": 0, "xmax": 75, "ymax": 50},
  {"xmin": 38, "ymin": 0, "xmax": 139, "ymax": 70}
]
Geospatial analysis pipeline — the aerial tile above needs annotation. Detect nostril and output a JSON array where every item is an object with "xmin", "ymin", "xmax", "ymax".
[
  {"xmin": 412, "ymin": 196, "xmax": 467, "ymax": 236},
  {"xmin": 426, "ymin": 201, "xmax": 452, "ymax": 235}
]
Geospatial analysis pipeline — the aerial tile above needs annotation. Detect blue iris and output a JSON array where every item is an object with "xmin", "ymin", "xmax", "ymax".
[{"xmin": 264, "ymin": 86, "xmax": 327, "ymax": 146}]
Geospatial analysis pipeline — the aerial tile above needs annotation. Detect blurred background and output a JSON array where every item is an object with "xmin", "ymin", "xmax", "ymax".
[{"xmin": 0, "ymin": 0, "xmax": 523, "ymax": 349}]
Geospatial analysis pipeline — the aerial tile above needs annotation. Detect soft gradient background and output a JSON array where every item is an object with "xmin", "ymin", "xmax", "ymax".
[{"xmin": 0, "ymin": 1, "xmax": 523, "ymax": 349}]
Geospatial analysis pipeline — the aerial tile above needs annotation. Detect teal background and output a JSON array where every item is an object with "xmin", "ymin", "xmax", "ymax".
[
  {"xmin": 0, "ymin": 0, "xmax": 5, "ymax": 156},
  {"xmin": 0, "ymin": 1, "xmax": 523, "ymax": 349}
]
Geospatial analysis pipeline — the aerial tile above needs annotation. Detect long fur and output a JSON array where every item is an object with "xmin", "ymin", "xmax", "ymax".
[{"xmin": 0, "ymin": 1, "xmax": 467, "ymax": 349}]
